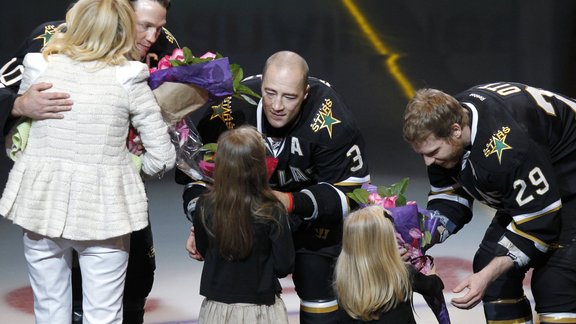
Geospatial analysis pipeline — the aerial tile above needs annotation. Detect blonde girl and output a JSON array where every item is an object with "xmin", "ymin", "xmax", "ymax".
[{"xmin": 335, "ymin": 205, "xmax": 444, "ymax": 323}]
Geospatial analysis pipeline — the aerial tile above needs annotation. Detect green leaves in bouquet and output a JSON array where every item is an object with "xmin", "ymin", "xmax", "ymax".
[
  {"xmin": 346, "ymin": 177, "xmax": 410, "ymax": 206},
  {"xmin": 378, "ymin": 177, "xmax": 409, "ymax": 207},
  {"xmin": 346, "ymin": 188, "xmax": 370, "ymax": 206},
  {"xmin": 202, "ymin": 143, "xmax": 218, "ymax": 161},
  {"xmin": 168, "ymin": 47, "xmax": 206, "ymax": 66},
  {"xmin": 229, "ymin": 63, "xmax": 261, "ymax": 105}
]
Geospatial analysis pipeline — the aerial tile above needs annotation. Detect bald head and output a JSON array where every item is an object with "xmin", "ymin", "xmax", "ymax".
[{"xmin": 263, "ymin": 51, "xmax": 309, "ymax": 90}]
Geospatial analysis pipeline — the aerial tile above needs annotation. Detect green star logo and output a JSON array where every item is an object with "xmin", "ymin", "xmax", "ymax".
[
  {"xmin": 209, "ymin": 97, "xmax": 235, "ymax": 129},
  {"xmin": 318, "ymin": 110, "xmax": 341, "ymax": 138},
  {"xmin": 210, "ymin": 103, "xmax": 230, "ymax": 121},
  {"xmin": 487, "ymin": 135, "xmax": 512, "ymax": 164},
  {"xmin": 33, "ymin": 25, "xmax": 57, "ymax": 46}
]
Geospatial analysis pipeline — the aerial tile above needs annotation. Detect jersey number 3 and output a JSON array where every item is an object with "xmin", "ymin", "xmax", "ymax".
[{"xmin": 347, "ymin": 145, "xmax": 363, "ymax": 172}]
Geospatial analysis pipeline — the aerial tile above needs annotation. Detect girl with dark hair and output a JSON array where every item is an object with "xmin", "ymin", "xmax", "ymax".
[{"xmin": 193, "ymin": 125, "xmax": 295, "ymax": 323}]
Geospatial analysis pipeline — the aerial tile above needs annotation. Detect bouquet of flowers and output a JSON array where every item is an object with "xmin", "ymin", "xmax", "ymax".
[
  {"xmin": 127, "ymin": 47, "xmax": 260, "ymax": 177},
  {"xmin": 347, "ymin": 178, "xmax": 451, "ymax": 324},
  {"xmin": 147, "ymin": 47, "xmax": 259, "ymax": 125}
]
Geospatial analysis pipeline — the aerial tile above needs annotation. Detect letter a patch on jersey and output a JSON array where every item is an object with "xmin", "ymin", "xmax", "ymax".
[{"xmin": 483, "ymin": 126, "xmax": 512, "ymax": 164}]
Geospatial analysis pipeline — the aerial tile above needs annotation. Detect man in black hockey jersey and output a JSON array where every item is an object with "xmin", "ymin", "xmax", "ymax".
[
  {"xmin": 182, "ymin": 50, "xmax": 371, "ymax": 323},
  {"xmin": 0, "ymin": 1, "xmax": 178, "ymax": 323},
  {"xmin": 403, "ymin": 82, "xmax": 576, "ymax": 324}
]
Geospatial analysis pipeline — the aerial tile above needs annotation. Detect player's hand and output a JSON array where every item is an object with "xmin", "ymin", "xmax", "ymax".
[
  {"xmin": 452, "ymin": 255, "xmax": 514, "ymax": 309},
  {"xmin": 186, "ymin": 228, "xmax": 204, "ymax": 261},
  {"xmin": 451, "ymin": 272, "xmax": 489, "ymax": 309},
  {"xmin": 272, "ymin": 190, "xmax": 291, "ymax": 211},
  {"xmin": 398, "ymin": 246, "xmax": 411, "ymax": 263},
  {"xmin": 12, "ymin": 82, "xmax": 73, "ymax": 119},
  {"xmin": 127, "ymin": 135, "xmax": 144, "ymax": 155}
]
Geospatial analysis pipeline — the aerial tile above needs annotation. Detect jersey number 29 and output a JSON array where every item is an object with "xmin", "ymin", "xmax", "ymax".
[{"xmin": 513, "ymin": 166, "xmax": 549, "ymax": 207}]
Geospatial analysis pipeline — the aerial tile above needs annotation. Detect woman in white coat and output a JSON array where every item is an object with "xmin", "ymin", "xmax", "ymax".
[{"xmin": 0, "ymin": 0, "xmax": 175, "ymax": 323}]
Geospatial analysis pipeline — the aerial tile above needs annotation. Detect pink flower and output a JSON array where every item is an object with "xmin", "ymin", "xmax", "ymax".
[
  {"xmin": 200, "ymin": 52, "xmax": 217, "ymax": 59},
  {"xmin": 368, "ymin": 193, "xmax": 383, "ymax": 205},
  {"xmin": 199, "ymin": 160, "xmax": 215, "ymax": 178},
  {"xmin": 173, "ymin": 120, "xmax": 189, "ymax": 147},
  {"xmin": 368, "ymin": 194, "xmax": 398, "ymax": 208},
  {"xmin": 382, "ymin": 196, "xmax": 397, "ymax": 209},
  {"xmin": 169, "ymin": 48, "xmax": 185, "ymax": 61},
  {"xmin": 157, "ymin": 56, "xmax": 173, "ymax": 70},
  {"xmin": 150, "ymin": 48, "xmax": 186, "ymax": 73}
]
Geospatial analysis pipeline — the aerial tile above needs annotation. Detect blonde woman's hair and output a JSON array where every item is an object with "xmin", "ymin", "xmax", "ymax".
[
  {"xmin": 43, "ymin": 0, "xmax": 139, "ymax": 65},
  {"xmin": 334, "ymin": 205, "xmax": 412, "ymax": 321}
]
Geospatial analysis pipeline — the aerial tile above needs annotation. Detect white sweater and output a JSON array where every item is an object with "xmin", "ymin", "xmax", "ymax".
[{"xmin": 0, "ymin": 53, "xmax": 175, "ymax": 240}]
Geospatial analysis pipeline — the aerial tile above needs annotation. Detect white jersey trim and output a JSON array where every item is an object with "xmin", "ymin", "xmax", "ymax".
[
  {"xmin": 461, "ymin": 102, "xmax": 479, "ymax": 145},
  {"xmin": 428, "ymin": 193, "xmax": 471, "ymax": 208},
  {"xmin": 335, "ymin": 175, "xmax": 371, "ymax": 186},
  {"xmin": 512, "ymin": 199, "xmax": 561, "ymax": 224}
]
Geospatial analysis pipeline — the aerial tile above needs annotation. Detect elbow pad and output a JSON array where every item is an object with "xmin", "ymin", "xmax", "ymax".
[{"xmin": 182, "ymin": 182, "xmax": 207, "ymax": 222}]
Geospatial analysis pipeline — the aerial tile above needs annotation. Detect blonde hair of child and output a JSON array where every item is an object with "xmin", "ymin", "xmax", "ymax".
[
  {"xmin": 43, "ymin": 0, "xmax": 139, "ymax": 65},
  {"xmin": 334, "ymin": 205, "xmax": 412, "ymax": 321}
]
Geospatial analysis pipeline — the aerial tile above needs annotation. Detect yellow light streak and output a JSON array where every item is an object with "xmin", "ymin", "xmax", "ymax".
[{"xmin": 341, "ymin": 0, "xmax": 415, "ymax": 99}]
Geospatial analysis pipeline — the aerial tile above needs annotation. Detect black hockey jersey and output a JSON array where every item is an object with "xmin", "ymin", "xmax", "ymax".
[
  {"xmin": 428, "ymin": 82, "xmax": 576, "ymax": 266},
  {"xmin": 184, "ymin": 75, "xmax": 371, "ymax": 248}
]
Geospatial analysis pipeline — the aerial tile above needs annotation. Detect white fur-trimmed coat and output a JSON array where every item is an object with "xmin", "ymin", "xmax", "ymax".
[{"xmin": 0, "ymin": 53, "xmax": 175, "ymax": 240}]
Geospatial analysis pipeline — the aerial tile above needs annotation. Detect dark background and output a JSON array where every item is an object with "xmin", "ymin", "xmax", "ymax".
[{"xmin": 2, "ymin": 0, "xmax": 576, "ymax": 197}]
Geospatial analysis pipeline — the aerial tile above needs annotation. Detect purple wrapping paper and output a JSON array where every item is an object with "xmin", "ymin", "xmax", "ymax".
[
  {"xmin": 387, "ymin": 204, "xmax": 421, "ymax": 245},
  {"xmin": 148, "ymin": 57, "xmax": 233, "ymax": 99},
  {"xmin": 387, "ymin": 205, "xmax": 441, "ymax": 248},
  {"xmin": 374, "ymin": 204, "xmax": 450, "ymax": 324}
]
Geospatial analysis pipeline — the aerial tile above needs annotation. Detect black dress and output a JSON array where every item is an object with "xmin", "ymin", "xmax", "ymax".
[{"xmin": 337, "ymin": 266, "xmax": 445, "ymax": 323}]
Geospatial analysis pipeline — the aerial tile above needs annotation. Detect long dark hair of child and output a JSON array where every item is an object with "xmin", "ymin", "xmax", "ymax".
[{"xmin": 199, "ymin": 125, "xmax": 284, "ymax": 260}]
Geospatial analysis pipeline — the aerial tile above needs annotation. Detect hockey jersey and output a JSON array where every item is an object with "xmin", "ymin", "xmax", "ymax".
[
  {"xmin": 428, "ymin": 81, "xmax": 576, "ymax": 266},
  {"xmin": 182, "ymin": 75, "xmax": 371, "ymax": 249}
]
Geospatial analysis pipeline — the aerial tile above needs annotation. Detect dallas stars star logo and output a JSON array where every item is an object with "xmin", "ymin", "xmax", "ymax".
[
  {"xmin": 210, "ymin": 97, "xmax": 235, "ymax": 129},
  {"xmin": 487, "ymin": 134, "xmax": 512, "ymax": 164},
  {"xmin": 33, "ymin": 25, "xmax": 57, "ymax": 46},
  {"xmin": 318, "ymin": 109, "xmax": 341, "ymax": 138},
  {"xmin": 210, "ymin": 102, "xmax": 231, "ymax": 121}
]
